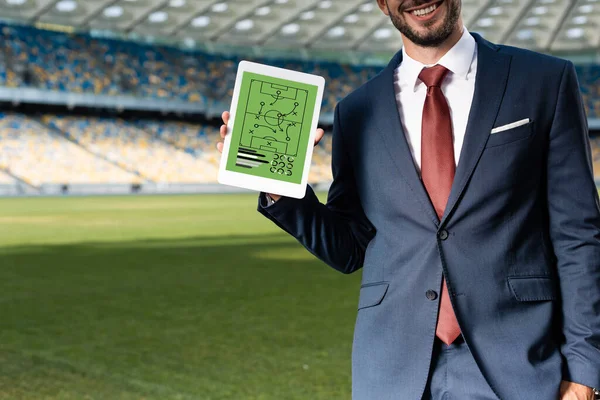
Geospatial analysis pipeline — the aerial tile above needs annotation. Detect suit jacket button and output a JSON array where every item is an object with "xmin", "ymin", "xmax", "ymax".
[
  {"xmin": 438, "ymin": 230, "xmax": 449, "ymax": 240},
  {"xmin": 426, "ymin": 290, "xmax": 438, "ymax": 300}
]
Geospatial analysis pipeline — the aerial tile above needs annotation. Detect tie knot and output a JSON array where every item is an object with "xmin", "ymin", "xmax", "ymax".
[{"xmin": 419, "ymin": 65, "xmax": 449, "ymax": 88}]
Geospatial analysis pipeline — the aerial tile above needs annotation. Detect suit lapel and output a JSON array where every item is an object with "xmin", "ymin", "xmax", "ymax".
[
  {"xmin": 440, "ymin": 34, "xmax": 512, "ymax": 226},
  {"xmin": 368, "ymin": 34, "xmax": 512, "ymax": 228},
  {"xmin": 369, "ymin": 50, "xmax": 440, "ymax": 227}
]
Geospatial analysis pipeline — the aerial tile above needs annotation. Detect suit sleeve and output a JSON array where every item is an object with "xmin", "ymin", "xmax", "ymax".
[
  {"xmin": 547, "ymin": 61, "xmax": 600, "ymax": 389},
  {"xmin": 257, "ymin": 102, "xmax": 375, "ymax": 274}
]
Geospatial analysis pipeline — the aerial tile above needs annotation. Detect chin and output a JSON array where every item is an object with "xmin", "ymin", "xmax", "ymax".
[{"xmin": 411, "ymin": 24, "xmax": 446, "ymax": 39}]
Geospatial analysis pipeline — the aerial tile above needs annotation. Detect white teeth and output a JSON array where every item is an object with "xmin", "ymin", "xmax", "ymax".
[{"xmin": 412, "ymin": 3, "xmax": 437, "ymax": 16}]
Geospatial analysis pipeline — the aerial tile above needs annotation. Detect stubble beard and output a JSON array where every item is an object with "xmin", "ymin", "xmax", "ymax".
[{"xmin": 387, "ymin": 0, "xmax": 461, "ymax": 48}]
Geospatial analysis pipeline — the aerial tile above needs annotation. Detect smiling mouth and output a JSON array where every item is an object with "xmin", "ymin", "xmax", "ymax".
[{"xmin": 406, "ymin": 0, "xmax": 443, "ymax": 17}]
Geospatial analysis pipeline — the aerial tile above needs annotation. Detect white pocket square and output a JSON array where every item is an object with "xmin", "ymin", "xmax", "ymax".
[{"xmin": 491, "ymin": 118, "xmax": 530, "ymax": 134}]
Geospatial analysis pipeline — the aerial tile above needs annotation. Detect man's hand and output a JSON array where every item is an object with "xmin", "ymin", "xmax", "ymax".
[
  {"xmin": 217, "ymin": 110, "xmax": 325, "ymax": 202},
  {"xmin": 560, "ymin": 381, "xmax": 595, "ymax": 400}
]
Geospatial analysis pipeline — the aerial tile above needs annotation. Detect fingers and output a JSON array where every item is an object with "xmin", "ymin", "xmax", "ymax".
[
  {"xmin": 220, "ymin": 111, "xmax": 230, "ymax": 140},
  {"xmin": 216, "ymin": 141, "xmax": 224, "ymax": 153},
  {"xmin": 314, "ymin": 128, "xmax": 325, "ymax": 146}
]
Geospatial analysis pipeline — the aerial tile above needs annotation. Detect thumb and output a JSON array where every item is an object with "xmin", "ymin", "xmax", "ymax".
[{"xmin": 314, "ymin": 128, "xmax": 325, "ymax": 146}]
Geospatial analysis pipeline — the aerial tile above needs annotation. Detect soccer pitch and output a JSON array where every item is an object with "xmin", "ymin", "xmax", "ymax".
[{"xmin": 0, "ymin": 194, "xmax": 358, "ymax": 400}]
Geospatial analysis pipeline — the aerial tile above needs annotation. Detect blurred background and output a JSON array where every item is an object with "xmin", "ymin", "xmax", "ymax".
[{"xmin": 0, "ymin": 0, "xmax": 599, "ymax": 399}]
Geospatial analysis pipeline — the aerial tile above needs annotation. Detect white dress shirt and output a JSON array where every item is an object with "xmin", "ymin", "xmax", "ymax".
[{"xmin": 394, "ymin": 28, "xmax": 478, "ymax": 174}]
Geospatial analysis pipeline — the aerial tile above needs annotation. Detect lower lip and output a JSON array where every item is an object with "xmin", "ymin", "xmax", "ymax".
[{"xmin": 407, "ymin": 1, "xmax": 443, "ymax": 21}]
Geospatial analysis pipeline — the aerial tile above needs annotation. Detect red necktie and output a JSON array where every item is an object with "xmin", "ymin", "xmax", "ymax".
[{"xmin": 419, "ymin": 65, "xmax": 461, "ymax": 345}]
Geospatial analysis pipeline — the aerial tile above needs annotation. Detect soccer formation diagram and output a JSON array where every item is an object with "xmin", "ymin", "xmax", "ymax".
[
  {"xmin": 238, "ymin": 79, "xmax": 308, "ymax": 158},
  {"xmin": 221, "ymin": 63, "xmax": 323, "ymax": 195},
  {"xmin": 226, "ymin": 70, "xmax": 319, "ymax": 185}
]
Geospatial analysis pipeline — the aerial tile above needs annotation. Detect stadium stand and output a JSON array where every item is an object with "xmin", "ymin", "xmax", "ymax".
[
  {"xmin": 3, "ymin": 24, "xmax": 600, "ymax": 118},
  {"xmin": 137, "ymin": 120, "xmax": 225, "ymax": 176},
  {"xmin": 43, "ymin": 115, "xmax": 219, "ymax": 183},
  {"xmin": 0, "ymin": 25, "xmax": 382, "ymax": 114},
  {"xmin": 137, "ymin": 120, "xmax": 216, "ymax": 156},
  {"xmin": 0, "ymin": 112, "xmax": 140, "ymax": 186},
  {"xmin": 0, "ymin": 170, "xmax": 15, "ymax": 184}
]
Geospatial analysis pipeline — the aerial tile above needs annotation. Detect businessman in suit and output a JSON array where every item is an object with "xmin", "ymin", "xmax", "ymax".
[{"xmin": 217, "ymin": 0, "xmax": 600, "ymax": 398}]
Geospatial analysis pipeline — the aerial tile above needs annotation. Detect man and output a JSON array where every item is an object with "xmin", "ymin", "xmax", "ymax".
[{"xmin": 217, "ymin": 0, "xmax": 600, "ymax": 398}]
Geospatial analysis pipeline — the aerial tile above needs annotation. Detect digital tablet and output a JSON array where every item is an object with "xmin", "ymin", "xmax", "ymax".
[{"xmin": 218, "ymin": 60, "xmax": 325, "ymax": 199}]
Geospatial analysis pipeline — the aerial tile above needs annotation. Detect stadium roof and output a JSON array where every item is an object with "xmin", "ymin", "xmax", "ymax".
[{"xmin": 0, "ymin": 0, "xmax": 598, "ymax": 55}]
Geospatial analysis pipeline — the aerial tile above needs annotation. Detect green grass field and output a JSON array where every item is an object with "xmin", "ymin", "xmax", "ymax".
[{"xmin": 0, "ymin": 194, "xmax": 359, "ymax": 400}]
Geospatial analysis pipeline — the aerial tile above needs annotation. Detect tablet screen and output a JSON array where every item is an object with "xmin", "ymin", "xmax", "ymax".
[{"xmin": 225, "ymin": 71, "xmax": 319, "ymax": 184}]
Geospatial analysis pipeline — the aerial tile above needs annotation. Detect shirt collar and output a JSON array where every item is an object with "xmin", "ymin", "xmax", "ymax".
[{"xmin": 397, "ymin": 27, "xmax": 476, "ymax": 92}]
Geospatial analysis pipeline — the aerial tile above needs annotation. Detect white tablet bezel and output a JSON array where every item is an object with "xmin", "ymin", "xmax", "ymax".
[{"xmin": 217, "ymin": 60, "xmax": 325, "ymax": 199}]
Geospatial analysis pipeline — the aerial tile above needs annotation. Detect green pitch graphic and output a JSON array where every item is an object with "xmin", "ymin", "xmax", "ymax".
[{"xmin": 226, "ymin": 71, "xmax": 319, "ymax": 184}]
